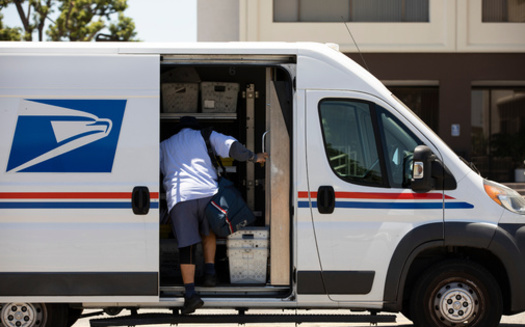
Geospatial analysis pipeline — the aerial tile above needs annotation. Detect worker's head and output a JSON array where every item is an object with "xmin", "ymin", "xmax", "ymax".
[{"xmin": 175, "ymin": 116, "xmax": 201, "ymax": 134}]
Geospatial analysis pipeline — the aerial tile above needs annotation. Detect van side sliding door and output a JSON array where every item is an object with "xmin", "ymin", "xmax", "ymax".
[{"xmin": 0, "ymin": 54, "xmax": 160, "ymax": 302}]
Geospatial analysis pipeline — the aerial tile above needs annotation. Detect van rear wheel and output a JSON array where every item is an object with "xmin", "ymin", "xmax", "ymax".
[
  {"xmin": 0, "ymin": 303, "xmax": 68, "ymax": 327},
  {"xmin": 409, "ymin": 260, "xmax": 502, "ymax": 327}
]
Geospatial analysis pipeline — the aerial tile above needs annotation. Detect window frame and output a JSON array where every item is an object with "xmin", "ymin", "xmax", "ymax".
[
  {"xmin": 274, "ymin": 0, "xmax": 430, "ymax": 23},
  {"xmin": 318, "ymin": 98, "xmax": 390, "ymax": 188},
  {"xmin": 471, "ymin": 86, "xmax": 525, "ymax": 182},
  {"xmin": 318, "ymin": 97, "xmax": 426, "ymax": 189},
  {"xmin": 375, "ymin": 105, "xmax": 424, "ymax": 188}
]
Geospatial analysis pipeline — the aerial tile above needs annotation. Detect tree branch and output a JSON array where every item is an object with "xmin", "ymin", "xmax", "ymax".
[
  {"xmin": 62, "ymin": 0, "xmax": 74, "ymax": 39},
  {"xmin": 14, "ymin": 0, "xmax": 29, "ymax": 31}
]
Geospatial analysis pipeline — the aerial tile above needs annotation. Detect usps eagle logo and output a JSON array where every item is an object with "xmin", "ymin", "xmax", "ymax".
[{"xmin": 6, "ymin": 99, "xmax": 126, "ymax": 173}]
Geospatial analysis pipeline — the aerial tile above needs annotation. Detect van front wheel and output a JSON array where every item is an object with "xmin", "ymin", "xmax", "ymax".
[
  {"xmin": 409, "ymin": 260, "xmax": 502, "ymax": 327},
  {"xmin": 0, "ymin": 303, "xmax": 68, "ymax": 327}
]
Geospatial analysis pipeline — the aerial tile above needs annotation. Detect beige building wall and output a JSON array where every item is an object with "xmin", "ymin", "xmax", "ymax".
[
  {"xmin": 197, "ymin": 0, "xmax": 239, "ymax": 42},
  {"xmin": 199, "ymin": 0, "xmax": 525, "ymax": 53}
]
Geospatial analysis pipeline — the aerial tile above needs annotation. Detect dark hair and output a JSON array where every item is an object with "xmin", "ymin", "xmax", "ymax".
[{"xmin": 174, "ymin": 116, "xmax": 201, "ymax": 134}]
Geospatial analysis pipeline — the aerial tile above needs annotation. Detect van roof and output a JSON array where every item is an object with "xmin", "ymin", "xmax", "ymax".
[
  {"xmin": 0, "ymin": 41, "xmax": 392, "ymax": 108},
  {"xmin": 0, "ymin": 41, "xmax": 328, "ymax": 55},
  {"xmin": 0, "ymin": 41, "xmax": 396, "ymax": 114}
]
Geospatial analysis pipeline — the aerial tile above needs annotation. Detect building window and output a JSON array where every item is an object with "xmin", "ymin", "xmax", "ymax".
[
  {"xmin": 388, "ymin": 87, "xmax": 439, "ymax": 134},
  {"xmin": 471, "ymin": 88, "xmax": 525, "ymax": 182},
  {"xmin": 482, "ymin": 0, "xmax": 525, "ymax": 23},
  {"xmin": 274, "ymin": 0, "xmax": 429, "ymax": 23}
]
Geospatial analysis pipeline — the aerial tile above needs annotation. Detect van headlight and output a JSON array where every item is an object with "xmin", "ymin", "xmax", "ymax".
[{"xmin": 484, "ymin": 180, "xmax": 525, "ymax": 215}]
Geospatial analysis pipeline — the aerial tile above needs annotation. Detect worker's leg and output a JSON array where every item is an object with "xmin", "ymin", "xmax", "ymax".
[
  {"xmin": 180, "ymin": 265, "xmax": 195, "ymax": 284},
  {"xmin": 202, "ymin": 231, "xmax": 216, "ymax": 264},
  {"xmin": 180, "ymin": 245, "xmax": 196, "ymax": 285},
  {"xmin": 195, "ymin": 196, "xmax": 217, "ymax": 287},
  {"xmin": 201, "ymin": 231, "xmax": 217, "ymax": 287},
  {"xmin": 179, "ymin": 245, "xmax": 203, "ymax": 314},
  {"xmin": 170, "ymin": 200, "xmax": 205, "ymax": 314}
]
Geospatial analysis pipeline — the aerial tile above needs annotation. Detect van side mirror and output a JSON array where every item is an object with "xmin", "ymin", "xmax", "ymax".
[
  {"xmin": 410, "ymin": 145, "xmax": 457, "ymax": 193},
  {"xmin": 411, "ymin": 145, "xmax": 435, "ymax": 193}
]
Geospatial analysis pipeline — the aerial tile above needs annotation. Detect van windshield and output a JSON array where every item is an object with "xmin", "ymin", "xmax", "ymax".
[
  {"xmin": 376, "ymin": 105, "xmax": 423, "ymax": 188},
  {"xmin": 391, "ymin": 93, "xmax": 443, "ymax": 151}
]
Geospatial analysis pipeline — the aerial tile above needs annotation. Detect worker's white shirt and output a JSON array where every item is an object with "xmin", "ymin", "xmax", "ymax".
[{"xmin": 160, "ymin": 128, "xmax": 236, "ymax": 212}]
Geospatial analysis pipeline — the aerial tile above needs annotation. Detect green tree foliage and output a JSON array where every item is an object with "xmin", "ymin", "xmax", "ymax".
[
  {"xmin": 0, "ymin": 0, "xmax": 137, "ymax": 41},
  {"xmin": 0, "ymin": 12, "xmax": 22, "ymax": 40},
  {"xmin": 47, "ymin": 0, "xmax": 136, "ymax": 41},
  {"xmin": 106, "ymin": 12, "xmax": 135, "ymax": 41}
]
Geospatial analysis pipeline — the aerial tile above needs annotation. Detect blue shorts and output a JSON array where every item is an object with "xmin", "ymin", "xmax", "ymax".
[{"xmin": 170, "ymin": 196, "xmax": 213, "ymax": 248}]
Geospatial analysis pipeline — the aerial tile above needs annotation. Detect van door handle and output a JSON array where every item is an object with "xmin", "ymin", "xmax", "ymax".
[
  {"xmin": 317, "ymin": 186, "xmax": 335, "ymax": 214},
  {"xmin": 132, "ymin": 186, "xmax": 150, "ymax": 215},
  {"xmin": 262, "ymin": 130, "xmax": 270, "ymax": 153}
]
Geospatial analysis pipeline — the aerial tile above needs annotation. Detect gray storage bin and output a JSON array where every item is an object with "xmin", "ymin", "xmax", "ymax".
[
  {"xmin": 201, "ymin": 82, "xmax": 239, "ymax": 113},
  {"xmin": 227, "ymin": 227, "xmax": 269, "ymax": 284},
  {"xmin": 162, "ymin": 83, "xmax": 199, "ymax": 113}
]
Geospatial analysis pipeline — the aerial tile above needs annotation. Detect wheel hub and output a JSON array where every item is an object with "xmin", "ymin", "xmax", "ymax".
[
  {"xmin": 434, "ymin": 282, "xmax": 479, "ymax": 324},
  {"xmin": 0, "ymin": 303, "xmax": 45, "ymax": 327}
]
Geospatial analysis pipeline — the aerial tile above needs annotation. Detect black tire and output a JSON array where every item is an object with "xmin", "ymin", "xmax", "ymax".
[
  {"xmin": 67, "ymin": 307, "xmax": 84, "ymax": 327},
  {"xmin": 46, "ymin": 304, "xmax": 69, "ymax": 327},
  {"xmin": 409, "ymin": 259, "xmax": 502, "ymax": 327},
  {"xmin": 0, "ymin": 303, "xmax": 68, "ymax": 327}
]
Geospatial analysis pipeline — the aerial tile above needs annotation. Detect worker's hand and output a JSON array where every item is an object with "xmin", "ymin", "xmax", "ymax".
[{"xmin": 254, "ymin": 152, "xmax": 269, "ymax": 165}]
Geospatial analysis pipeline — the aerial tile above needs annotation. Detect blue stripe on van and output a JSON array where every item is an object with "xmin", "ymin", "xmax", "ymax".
[{"xmin": 298, "ymin": 201, "xmax": 473, "ymax": 210}]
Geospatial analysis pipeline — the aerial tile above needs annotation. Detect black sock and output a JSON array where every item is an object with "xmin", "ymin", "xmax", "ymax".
[
  {"xmin": 184, "ymin": 283, "xmax": 196, "ymax": 299},
  {"xmin": 204, "ymin": 263, "xmax": 215, "ymax": 275}
]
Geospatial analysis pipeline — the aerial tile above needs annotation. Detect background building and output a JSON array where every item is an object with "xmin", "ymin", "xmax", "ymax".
[{"xmin": 197, "ymin": 0, "xmax": 525, "ymax": 183}]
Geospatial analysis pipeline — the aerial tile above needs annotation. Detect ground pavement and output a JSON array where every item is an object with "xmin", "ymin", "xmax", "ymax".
[{"xmin": 72, "ymin": 310, "xmax": 525, "ymax": 327}]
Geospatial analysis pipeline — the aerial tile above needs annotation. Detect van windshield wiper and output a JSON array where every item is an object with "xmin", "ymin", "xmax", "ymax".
[{"xmin": 460, "ymin": 156, "xmax": 481, "ymax": 175}]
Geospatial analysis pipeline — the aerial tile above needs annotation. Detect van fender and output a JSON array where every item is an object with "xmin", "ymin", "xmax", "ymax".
[
  {"xmin": 382, "ymin": 223, "xmax": 443, "ymax": 311},
  {"xmin": 441, "ymin": 221, "xmax": 525, "ymax": 312},
  {"xmin": 383, "ymin": 222, "xmax": 525, "ymax": 313},
  {"xmin": 488, "ymin": 223, "xmax": 525, "ymax": 312}
]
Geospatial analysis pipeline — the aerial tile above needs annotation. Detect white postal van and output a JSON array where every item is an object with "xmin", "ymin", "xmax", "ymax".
[{"xmin": 1, "ymin": 42, "xmax": 525, "ymax": 327}]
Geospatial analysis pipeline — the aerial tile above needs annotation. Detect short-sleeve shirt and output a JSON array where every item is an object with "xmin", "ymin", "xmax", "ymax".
[{"xmin": 160, "ymin": 128, "xmax": 236, "ymax": 212}]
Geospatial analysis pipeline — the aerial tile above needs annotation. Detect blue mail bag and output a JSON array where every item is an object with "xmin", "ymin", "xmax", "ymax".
[{"xmin": 205, "ymin": 177, "xmax": 255, "ymax": 237}]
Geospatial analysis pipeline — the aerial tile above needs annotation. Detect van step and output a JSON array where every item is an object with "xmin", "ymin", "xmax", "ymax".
[
  {"xmin": 90, "ymin": 312, "xmax": 396, "ymax": 326},
  {"xmin": 160, "ymin": 285, "xmax": 290, "ymax": 297}
]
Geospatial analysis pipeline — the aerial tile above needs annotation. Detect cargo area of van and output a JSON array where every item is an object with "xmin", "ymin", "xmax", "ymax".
[{"xmin": 157, "ymin": 57, "xmax": 294, "ymax": 299}]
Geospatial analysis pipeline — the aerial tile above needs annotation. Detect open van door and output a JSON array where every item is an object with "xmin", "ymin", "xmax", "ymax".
[
  {"xmin": 0, "ymin": 53, "xmax": 160, "ymax": 302},
  {"xmin": 265, "ymin": 81, "xmax": 291, "ymax": 286},
  {"xmin": 304, "ymin": 90, "xmax": 444, "ymax": 302}
]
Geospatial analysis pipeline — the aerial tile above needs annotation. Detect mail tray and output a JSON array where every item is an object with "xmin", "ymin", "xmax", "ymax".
[
  {"xmin": 201, "ymin": 82, "xmax": 239, "ymax": 113},
  {"xmin": 162, "ymin": 83, "xmax": 199, "ymax": 113}
]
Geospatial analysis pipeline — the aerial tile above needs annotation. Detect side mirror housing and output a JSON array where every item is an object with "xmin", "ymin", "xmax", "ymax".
[{"xmin": 411, "ymin": 145, "xmax": 435, "ymax": 193}]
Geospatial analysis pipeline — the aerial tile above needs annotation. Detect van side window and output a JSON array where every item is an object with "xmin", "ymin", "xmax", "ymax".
[
  {"xmin": 319, "ymin": 99, "xmax": 384, "ymax": 186},
  {"xmin": 377, "ymin": 106, "xmax": 423, "ymax": 188}
]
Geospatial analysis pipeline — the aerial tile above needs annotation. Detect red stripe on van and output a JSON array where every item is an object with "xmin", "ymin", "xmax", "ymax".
[
  {"xmin": 0, "ymin": 192, "xmax": 160, "ymax": 200},
  {"xmin": 298, "ymin": 191, "xmax": 453, "ymax": 200}
]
